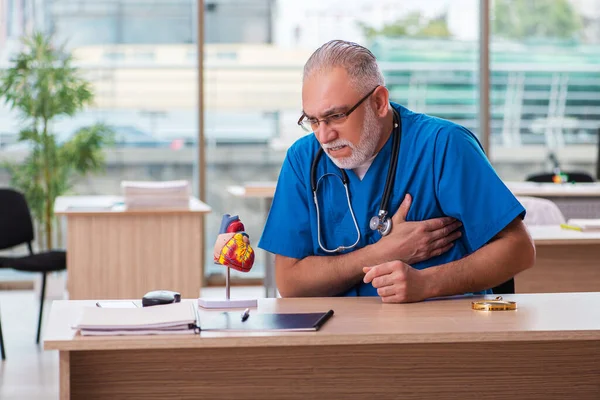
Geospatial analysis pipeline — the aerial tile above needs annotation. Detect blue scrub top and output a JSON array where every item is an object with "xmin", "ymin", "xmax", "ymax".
[{"xmin": 258, "ymin": 103, "xmax": 525, "ymax": 297}]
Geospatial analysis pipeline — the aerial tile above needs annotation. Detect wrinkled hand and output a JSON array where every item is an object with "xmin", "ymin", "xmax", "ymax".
[
  {"xmin": 363, "ymin": 261, "xmax": 428, "ymax": 303},
  {"xmin": 377, "ymin": 194, "xmax": 462, "ymax": 264}
]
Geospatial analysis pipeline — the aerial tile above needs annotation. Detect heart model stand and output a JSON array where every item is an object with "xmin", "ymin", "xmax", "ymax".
[{"xmin": 198, "ymin": 214, "xmax": 258, "ymax": 309}]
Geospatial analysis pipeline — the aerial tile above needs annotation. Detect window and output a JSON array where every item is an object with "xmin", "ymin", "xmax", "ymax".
[
  {"xmin": 0, "ymin": 1, "xmax": 199, "ymax": 258},
  {"xmin": 4, "ymin": 1, "xmax": 595, "ymax": 287},
  {"xmin": 489, "ymin": 0, "xmax": 600, "ymax": 181},
  {"xmin": 202, "ymin": 0, "xmax": 481, "ymax": 283}
]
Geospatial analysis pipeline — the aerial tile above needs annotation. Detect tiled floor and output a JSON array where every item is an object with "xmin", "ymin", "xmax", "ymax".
[{"xmin": 0, "ymin": 286, "xmax": 267, "ymax": 400}]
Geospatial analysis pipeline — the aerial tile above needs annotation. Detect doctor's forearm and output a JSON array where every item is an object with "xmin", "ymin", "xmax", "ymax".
[
  {"xmin": 276, "ymin": 243, "xmax": 388, "ymax": 297},
  {"xmin": 421, "ymin": 219, "xmax": 535, "ymax": 298}
]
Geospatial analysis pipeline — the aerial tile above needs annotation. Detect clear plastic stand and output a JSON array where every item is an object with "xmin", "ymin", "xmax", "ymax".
[{"xmin": 198, "ymin": 265, "xmax": 257, "ymax": 309}]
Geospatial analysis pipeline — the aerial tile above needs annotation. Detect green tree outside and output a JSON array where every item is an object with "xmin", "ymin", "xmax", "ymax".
[
  {"xmin": 359, "ymin": 11, "xmax": 452, "ymax": 40},
  {"xmin": 493, "ymin": 0, "xmax": 583, "ymax": 40},
  {"xmin": 359, "ymin": 1, "xmax": 583, "ymax": 42}
]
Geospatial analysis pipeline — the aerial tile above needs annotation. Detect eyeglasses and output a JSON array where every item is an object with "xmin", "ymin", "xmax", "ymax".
[{"xmin": 297, "ymin": 85, "xmax": 380, "ymax": 132}]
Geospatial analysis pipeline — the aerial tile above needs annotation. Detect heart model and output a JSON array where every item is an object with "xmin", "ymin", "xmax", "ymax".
[{"xmin": 213, "ymin": 214, "xmax": 255, "ymax": 272}]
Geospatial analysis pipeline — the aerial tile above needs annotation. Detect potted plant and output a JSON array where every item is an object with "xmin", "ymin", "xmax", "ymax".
[{"xmin": 0, "ymin": 32, "xmax": 114, "ymax": 250}]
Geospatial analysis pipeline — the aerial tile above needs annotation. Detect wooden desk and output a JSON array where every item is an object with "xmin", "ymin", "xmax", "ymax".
[
  {"xmin": 227, "ymin": 182, "xmax": 276, "ymax": 198},
  {"xmin": 231, "ymin": 181, "xmax": 600, "ymax": 199},
  {"xmin": 44, "ymin": 294, "xmax": 600, "ymax": 399},
  {"xmin": 506, "ymin": 181, "xmax": 600, "ymax": 219},
  {"xmin": 506, "ymin": 181, "xmax": 600, "ymax": 197},
  {"xmin": 227, "ymin": 183, "xmax": 600, "ymax": 294},
  {"xmin": 517, "ymin": 225, "xmax": 600, "ymax": 293},
  {"xmin": 55, "ymin": 196, "xmax": 211, "ymax": 300}
]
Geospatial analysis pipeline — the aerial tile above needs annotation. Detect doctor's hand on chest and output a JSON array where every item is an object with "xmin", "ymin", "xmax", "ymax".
[{"xmin": 375, "ymin": 194, "xmax": 463, "ymax": 265}]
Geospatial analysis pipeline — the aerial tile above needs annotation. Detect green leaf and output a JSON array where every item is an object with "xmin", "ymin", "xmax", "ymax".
[
  {"xmin": 60, "ymin": 123, "xmax": 115, "ymax": 174},
  {"xmin": 18, "ymin": 127, "xmax": 40, "ymax": 142}
]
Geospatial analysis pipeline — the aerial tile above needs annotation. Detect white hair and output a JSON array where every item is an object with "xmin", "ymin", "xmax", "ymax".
[{"xmin": 303, "ymin": 40, "xmax": 385, "ymax": 93}]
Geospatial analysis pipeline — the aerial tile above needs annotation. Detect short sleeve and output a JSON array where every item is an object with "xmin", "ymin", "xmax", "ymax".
[
  {"xmin": 434, "ymin": 127, "xmax": 525, "ymax": 253},
  {"xmin": 258, "ymin": 146, "xmax": 314, "ymax": 259}
]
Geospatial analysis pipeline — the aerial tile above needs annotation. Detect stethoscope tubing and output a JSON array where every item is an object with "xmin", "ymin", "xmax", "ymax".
[{"xmin": 310, "ymin": 107, "xmax": 402, "ymax": 253}]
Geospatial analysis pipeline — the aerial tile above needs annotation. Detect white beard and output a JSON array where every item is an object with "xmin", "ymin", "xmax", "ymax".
[{"xmin": 322, "ymin": 105, "xmax": 382, "ymax": 170}]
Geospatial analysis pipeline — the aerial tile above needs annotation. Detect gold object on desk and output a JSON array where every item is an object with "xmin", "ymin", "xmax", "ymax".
[{"xmin": 472, "ymin": 296, "xmax": 517, "ymax": 311}]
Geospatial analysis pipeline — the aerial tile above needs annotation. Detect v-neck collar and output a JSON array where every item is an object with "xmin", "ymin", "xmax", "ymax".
[
  {"xmin": 346, "ymin": 131, "xmax": 395, "ymax": 187},
  {"xmin": 351, "ymin": 153, "xmax": 377, "ymax": 181}
]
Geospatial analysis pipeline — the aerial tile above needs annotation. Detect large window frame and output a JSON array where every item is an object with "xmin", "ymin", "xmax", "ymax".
[{"xmin": 195, "ymin": 0, "xmax": 493, "ymax": 283}]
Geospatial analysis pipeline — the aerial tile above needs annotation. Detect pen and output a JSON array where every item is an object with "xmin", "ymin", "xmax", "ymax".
[
  {"xmin": 241, "ymin": 308, "xmax": 250, "ymax": 322},
  {"xmin": 560, "ymin": 224, "xmax": 582, "ymax": 232}
]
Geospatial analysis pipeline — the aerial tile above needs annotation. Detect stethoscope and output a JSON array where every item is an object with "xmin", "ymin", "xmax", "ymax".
[{"xmin": 310, "ymin": 107, "xmax": 402, "ymax": 253}]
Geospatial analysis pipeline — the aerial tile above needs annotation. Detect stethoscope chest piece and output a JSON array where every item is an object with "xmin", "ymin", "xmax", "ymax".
[{"xmin": 369, "ymin": 211, "xmax": 392, "ymax": 236}]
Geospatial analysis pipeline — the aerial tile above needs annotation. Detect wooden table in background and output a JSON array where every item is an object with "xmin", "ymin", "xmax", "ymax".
[
  {"xmin": 518, "ymin": 225, "xmax": 600, "ymax": 293},
  {"xmin": 506, "ymin": 181, "xmax": 600, "ymax": 197},
  {"xmin": 44, "ymin": 294, "xmax": 600, "ymax": 399},
  {"xmin": 231, "ymin": 180, "xmax": 600, "ymax": 219},
  {"xmin": 55, "ymin": 196, "xmax": 211, "ymax": 300},
  {"xmin": 227, "ymin": 183, "xmax": 600, "ymax": 294},
  {"xmin": 506, "ymin": 181, "xmax": 600, "ymax": 219}
]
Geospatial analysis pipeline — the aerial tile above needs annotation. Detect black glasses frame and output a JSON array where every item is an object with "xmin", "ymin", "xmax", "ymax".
[{"xmin": 297, "ymin": 85, "xmax": 380, "ymax": 132}]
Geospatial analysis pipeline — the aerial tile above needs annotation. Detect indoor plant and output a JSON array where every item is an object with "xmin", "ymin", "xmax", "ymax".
[{"xmin": 0, "ymin": 32, "xmax": 113, "ymax": 250}]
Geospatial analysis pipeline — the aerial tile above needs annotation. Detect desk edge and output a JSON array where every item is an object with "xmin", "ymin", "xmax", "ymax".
[{"xmin": 43, "ymin": 329, "xmax": 600, "ymax": 352}]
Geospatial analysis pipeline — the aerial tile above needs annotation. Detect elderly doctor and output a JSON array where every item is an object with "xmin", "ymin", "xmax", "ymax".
[{"xmin": 258, "ymin": 40, "xmax": 535, "ymax": 302}]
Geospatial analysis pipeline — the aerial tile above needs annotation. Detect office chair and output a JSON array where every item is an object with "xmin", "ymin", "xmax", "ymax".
[
  {"xmin": 490, "ymin": 196, "xmax": 567, "ymax": 295},
  {"xmin": 0, "ymin": 189, "xmax": 67, "ymax": 347},
  {"xmin": 596, "ymin": 127, "xmax": 600, "ymax": 180},
  {"xmin": 526, "ymin": 171, "xmax": 594, "ymax": 183},
  {"xmin": 518, "ymin": 196, "xmax": 566, "ymax": 226},
  {"xmin": 0, "ymin": 307, "xmax": 5, "ymax": 360},
  {"xmin": 491, "ymin": 279, "xmax": 515, "ymax": 295}
]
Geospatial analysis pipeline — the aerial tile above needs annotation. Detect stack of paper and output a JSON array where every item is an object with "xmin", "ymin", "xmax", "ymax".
[
  {"xmin": 565, "ymin": 219, "xmax": 600, "ymax": 232},
  {"xmin": 74, "ymin": 302, "xmax": 198, "ymax": 336},
  {"xmin": 121, "ymin": 180, "xmax": 190, "ymax": 209}
]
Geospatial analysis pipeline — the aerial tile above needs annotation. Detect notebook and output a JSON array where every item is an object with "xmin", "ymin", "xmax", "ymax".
[
  {"xmin": 199, "ymin": 310, "xmax": 334, "ymax": 332},
  {"xmin": 75, "ymin": 302, "xmax": 197, "ymax": 336}
]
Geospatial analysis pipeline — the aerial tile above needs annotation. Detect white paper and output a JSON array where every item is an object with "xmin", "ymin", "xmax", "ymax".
[{"xmin": 74, "ymin": 302, "xmax": 197, "ymax": 331}]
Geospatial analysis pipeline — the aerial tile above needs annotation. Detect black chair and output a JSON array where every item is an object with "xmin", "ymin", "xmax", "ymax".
[
  {"xmin": 491, "ymin": 278, "xmax": 515, "ymax": 294},
  {"xmin": 0, "ymin": 189, "xmax": 66, "ymax": 347},
  {"xmin": 0, "ymin": 307, "xmax": 5, "ymax": 360},
  {"xmin": 526, "ymin": 171, "xmax": 594, "ymax": 183}
]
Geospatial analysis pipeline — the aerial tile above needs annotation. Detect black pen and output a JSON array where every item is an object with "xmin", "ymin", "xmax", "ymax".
[{"xmin": 241, "ymin": 308, "xmax": 250, "ymax": 322}]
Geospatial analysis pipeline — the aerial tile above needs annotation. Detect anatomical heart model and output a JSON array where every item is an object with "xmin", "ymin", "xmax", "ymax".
[
  {"xmin": 199, "ymin": 214, "xmax": 258, "ymax": 309},
  {"xmin": 213, "ymin": 214, "xmax": 255, "ymax": 272}
]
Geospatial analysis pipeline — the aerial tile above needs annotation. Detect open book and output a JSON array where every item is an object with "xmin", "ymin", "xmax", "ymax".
[
  {"xmin": 564, "ymin": 219, "xmax": 600, "ymax": 232},
  {"xmin": 74, "ymin": 302, "xmax": 198, "ymax": 336}
]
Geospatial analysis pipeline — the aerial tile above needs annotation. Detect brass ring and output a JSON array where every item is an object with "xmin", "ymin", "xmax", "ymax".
[{"xmin": 472, "ymin": 296, "xmax": 517, "ymax": 311}]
